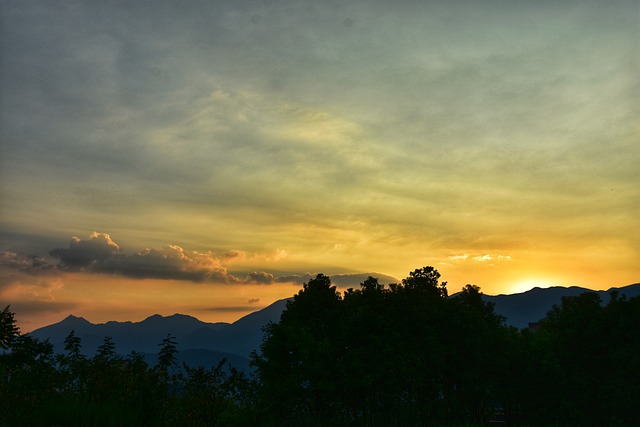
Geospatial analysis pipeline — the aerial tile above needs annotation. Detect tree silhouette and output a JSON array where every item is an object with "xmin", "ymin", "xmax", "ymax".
[
  {"xmin": 2, "ymin": 267, "xmax": 640, "ymax": 426},
  {"xmin": 253, "ymin": 267, "xmax": 515, "ymax": 426},
  {"xmin": 0, "ymin": 305, "xmax": 20, "ymax": 350},
  {"xmin": 156, "ymin": 334, "xmax": 179, "ymax": 425},
  {"xmin": 402, "ymin": 265, "xmax": 448, "ymax": 298}
]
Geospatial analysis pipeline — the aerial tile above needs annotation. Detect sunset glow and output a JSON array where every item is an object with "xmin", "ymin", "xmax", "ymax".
[
  {"xmin": 1, "ymin": 1, "xmax": 638, "ymax": 331},
  {"xmin": 508, "ymin": 279, "xmax": 554, "ymax": 296}
]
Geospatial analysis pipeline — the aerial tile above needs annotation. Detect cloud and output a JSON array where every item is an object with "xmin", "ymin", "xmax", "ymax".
[
  {"xmin": 329, "ymin": 273, "xmax": 400, "ymax": 288},
  {"xmin": 276, "ymin": 273, "xmax": 315, "ymax": 285},
  {"xmin": 0, "ymin": 251, "xmax": 57, "ymax": 275},
  {"xmin": 472, "ymin": 254, "xmax": 512, "ymax": 263},
  {"xmin": 0, "ymin": 274, "xmax": 64, "ymax": 297},
  {"xmin": 32, "ymin": 232, "xmax": 398, "ymax": 287},
  {"xmin": 275, "ymin": 272, "xmax": 400, "ymax": 288},
  {"xmin": 50, "ymin": 232, "xmax": 120, "ymax": 267},
  {"xmin": 223, "ymin": 250, "xmax": 247, "ymax": 261},
  {"xmin": 47, "ymin": 232, "xmax": 283, "ymax": 284},
  {"xmin": 0, "ymin": 270, "xmax": 70, "ymax": 324},
  {"xmin": 243, "ymin": 271, "xmax": 276, "ymax": 284},
  {"xmin": 9, "ymin": 300, "xmax": 78, "ymax": 317},
  {"xmin": 101, "ymin": 245, "xmax": 240, "ymax": 283},
  {"xmin": 446, "ymin": 253, "xmax": 512, "ymax": 263},
  {"xmin": 443, "ymin": 253, "xmax": 513, "ymax": 269},
  {"xmin": 0, "ymin": 252, "xmax": 70, "ymax": 324},
  {"xmin": 268, "ymin": 249, "xmax": 289, "ymax": 262}
]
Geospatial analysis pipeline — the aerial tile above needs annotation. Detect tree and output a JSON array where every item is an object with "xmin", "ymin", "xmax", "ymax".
[
  {"xmin": 95, "ymin": 335, "xmax": 117, "ymax": 361},
  {"xmin": 174, "ymin": 358, "xmax": 245, "ymax": 426},
  {"xmin": 359, "ymin": 275, "xmax": 385, "ymax": 295},
  {"xmin": 156, "ymin": 334, "xmax": 178, "ymax": 375},
  {"xmin": 402, "ymin": 266, "xmax": 448, "ymax": 298},
  {"xmin": 156, "ymin": 334, "xmax": 179, "ymax": 425},
  {"xmin": 254, "ymin": 274, "xmax": 344, "ymax": 425},
  {"xmin": 522, "ymin": 292, "xmax": 640, "ymax": 426},
  {"xmin": 85, "ymin": 336, "xmax": 126, "ymax": 412},
  {"xmin": 0, "ymin": 334, "xmax": 57, "ymax": 425},
  {"xmin": 0, "ymin": 305, "xmax": 20, "ymax": 350},
  {"xmin": 254, "ymin": 266, "xmax": 532, "ymax": 425},
  {"xmin": 443, "ymin": 284, "xmax": 507, "ymax": 423},
  {"xmin": 63, "ymin": 330, "xmax": 83, "ymax": 361}
]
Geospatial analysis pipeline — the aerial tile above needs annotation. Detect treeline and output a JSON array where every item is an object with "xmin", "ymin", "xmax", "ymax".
[
  {"xmin": 2, "ymin": 266, "xmax": 640, "ymax": 426},
  {"xmin": 254, "ymin": 267, "xmax": 640, "ymax": 426},
  {"xmin": 0, "ymin": 318, "xmax": 256, "ymax": 426}
]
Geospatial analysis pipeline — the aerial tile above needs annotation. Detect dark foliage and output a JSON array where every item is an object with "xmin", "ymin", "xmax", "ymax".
[
  {"xmin": 252, "ymin": 270, "xmax": 508, "ymax": 426},
  {"xmin": 2, "ymin": 267, "xmax": 639, "ymax": 426},
  {"xmin": 1, "ymin": 323, "xmax": 253, "ymax": 426},
  {"xmin": 252, "ymin": 269, "xmax": 640, "ymax": 426}
]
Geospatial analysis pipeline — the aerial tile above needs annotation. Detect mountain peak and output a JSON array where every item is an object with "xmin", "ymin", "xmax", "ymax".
[
  {"xmin": 167, "ymin": 313, "xmax": 199, "ymax": 321},
  {"xmin": 144, "ymin": 314, "xmax": 163, "ymax": 321},
  {"xmin": 61, "ymin": 314, "xmax": 91, "ymax": 325}
]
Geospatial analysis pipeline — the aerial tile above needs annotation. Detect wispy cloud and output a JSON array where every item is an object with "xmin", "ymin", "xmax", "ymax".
[
  {"xmin": 448, "ymin": 254, "xmax": 469, "ymax": 261},
  {"xmin": 446, "ymin": 253, "xmax": 512, "ymax": 263},
  {"xmin": 0, "ymin": 268, "xmax": 74, "ymax": 324}
]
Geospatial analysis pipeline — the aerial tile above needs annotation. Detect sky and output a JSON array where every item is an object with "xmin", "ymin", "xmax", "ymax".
[{"xmin": 1, "ymin": 0, "xmax": 639, "ymax": 332}]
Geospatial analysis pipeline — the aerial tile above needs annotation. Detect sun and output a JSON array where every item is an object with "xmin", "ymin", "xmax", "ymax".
[{"xmin": 508, "ymin": 278, "xmax": 554, "ymax": 295}]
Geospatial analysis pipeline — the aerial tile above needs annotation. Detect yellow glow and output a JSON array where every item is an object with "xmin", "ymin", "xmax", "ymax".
[
  {"xmin": 508, "ymin": 278, "xmax": 554, "ymax": 295},
  {"xmin": 7, "ymin": 272, "xmax": 301, "ymax": 333}
]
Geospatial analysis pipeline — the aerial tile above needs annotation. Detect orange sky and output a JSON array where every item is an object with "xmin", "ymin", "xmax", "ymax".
[{"xmin": 1, "ymin": 1, "xmax": 638, "ymax": 332}]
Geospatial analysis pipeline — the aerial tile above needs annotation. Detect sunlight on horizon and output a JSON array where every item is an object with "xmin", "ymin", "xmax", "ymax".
[
  {"xmin": 508, "ymin": 279, "xmax": 555, "ymax": 295},
  {"xmin": 1, "ymin": 1, "xmax": 637, "ymax": 337}
]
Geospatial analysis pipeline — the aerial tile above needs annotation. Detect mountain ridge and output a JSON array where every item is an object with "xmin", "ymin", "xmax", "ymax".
[
  {"xmin": 28, "ymin": 298, "xmax": 291, "ymax": 364},
  {"xmin": 481, "ymin": 283, "xmax": 640, "ymax": 329},
  {"xmin": 29, "ymin": 284, "xmax": 640, "ymax": 368}
]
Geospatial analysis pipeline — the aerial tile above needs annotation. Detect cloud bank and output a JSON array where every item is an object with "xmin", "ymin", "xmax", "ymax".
[
  {"xmin": 2, "ymin": 232, "xmax": 402, "ymax": 289},
  {"xmin": 45, "ymin": 232, "xmax": 283, "ymax": 284}
]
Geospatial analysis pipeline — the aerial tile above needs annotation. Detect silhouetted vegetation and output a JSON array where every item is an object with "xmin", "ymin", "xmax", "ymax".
[
  {"xmin": 1, "ymin": 307, "xmax": 255, "ymax": 426},
  {"xmin": 2, "ymin": 267, "xmax": 640, "ymax": 426}
]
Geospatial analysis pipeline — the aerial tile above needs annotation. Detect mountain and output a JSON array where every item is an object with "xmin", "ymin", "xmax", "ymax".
[
  {"xmin": 28, "ymin": 298, "xmax": 290, "ymax": 370},
  {"xmin": 483, "ymin": 283, "xmax": 640, "ymax": 329},
  {"xmin": 181, "ymin": 297, "xmax": 290, "ymax": 358},
  {"xmin": 30, "ymin": 313, "xmax": 228, "ymax": 355},
  {"xmin": 29, "ymin": 284, "xmax": 640, "ymax": 369}
]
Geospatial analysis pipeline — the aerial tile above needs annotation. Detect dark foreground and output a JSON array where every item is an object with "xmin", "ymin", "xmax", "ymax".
[{"xmin": 2, "ymin": 266, "xmax": 639, "ymax": 426}]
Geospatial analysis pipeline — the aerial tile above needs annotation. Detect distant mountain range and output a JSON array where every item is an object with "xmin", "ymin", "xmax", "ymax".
[
  {"xmin": 29, "ymin": 298, "xmax": 290, "ymax": 371},
  {"xmin": 29, "ymin": 283, "xmax": 640, "ymax": 370},
  {"xmin": 482, "ymin": 283, "xmax": 640, "ymax": 329}
]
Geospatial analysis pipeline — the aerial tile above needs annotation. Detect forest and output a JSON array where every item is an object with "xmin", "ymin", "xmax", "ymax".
[{"xmin": 2, "ymin": 266, "xmax": 639, "ymax": 426}]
